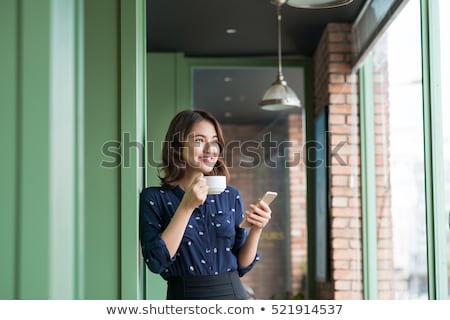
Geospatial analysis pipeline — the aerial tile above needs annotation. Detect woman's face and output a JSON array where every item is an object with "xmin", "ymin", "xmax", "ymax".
[{"xmin": 182, "ymin": 120, "xmax": 221, "ymax": 175}]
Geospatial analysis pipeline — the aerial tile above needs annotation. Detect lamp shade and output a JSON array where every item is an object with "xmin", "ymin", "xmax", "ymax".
[
  {"xmin": 260, "ymin": 78, "xmax": 301, "ymax": 111},
  {"xmin": 287, "ymin": 0, "xmax": 353, "ymax": 8}
]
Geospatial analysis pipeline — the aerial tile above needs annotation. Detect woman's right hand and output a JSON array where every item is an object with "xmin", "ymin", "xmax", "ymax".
[{"xmin": 180, "ymin": 174, "xmax": 208, "ymax": 209}]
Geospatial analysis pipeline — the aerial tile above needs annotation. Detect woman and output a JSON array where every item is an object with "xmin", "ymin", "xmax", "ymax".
[{"xmin": 139, "ymin": 110, "xmax": 272, "ymax": 299}]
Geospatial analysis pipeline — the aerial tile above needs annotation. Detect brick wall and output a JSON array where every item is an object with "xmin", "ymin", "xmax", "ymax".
[
  {"xmin": 313, "ymin": 23, "xmax": 363, "ymax": 299},
  {"xmin": 223, "ymin": 121, "xmax": 286, "ymax": 299},
  {"xmin": 287, "ymin": 113, "xmax": 308, "ymax": 298}
]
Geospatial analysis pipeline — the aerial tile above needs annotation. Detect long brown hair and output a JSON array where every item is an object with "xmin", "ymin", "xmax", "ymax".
[{"xmin": 159, "ymin": 110, "xmax": 230, "ymax": 188}]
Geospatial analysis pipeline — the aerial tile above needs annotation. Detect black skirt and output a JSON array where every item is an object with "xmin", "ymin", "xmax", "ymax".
[{"xmin": 167, "ymin": 271, "xmax": 247, "ymax": 300}]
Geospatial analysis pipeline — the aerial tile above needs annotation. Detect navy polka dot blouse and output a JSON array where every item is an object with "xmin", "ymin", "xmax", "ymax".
[{"xmin": 139, "ymin": 185, "xmax": 259, "ymax": 280}]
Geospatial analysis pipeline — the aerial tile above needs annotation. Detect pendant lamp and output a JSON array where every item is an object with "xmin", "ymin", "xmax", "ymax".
[{"xmin": 260, "ymin": 0, "xmax": 301, "ymax": 111}]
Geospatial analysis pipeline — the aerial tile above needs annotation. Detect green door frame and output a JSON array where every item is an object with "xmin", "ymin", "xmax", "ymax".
[
  {"xmin": 120, "ymin": 0, "xmax": 147, "ymax": 299},
  {"xmin": 359, "ymin": 55, "xmax": 378, "ymax": 299},
  {"xmin": 420, "ymin": 0, "xmax": 448, "ymax": 299}
]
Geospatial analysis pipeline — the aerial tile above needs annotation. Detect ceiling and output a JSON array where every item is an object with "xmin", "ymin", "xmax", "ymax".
[{"xmin": 147, "ymin": 0, "xmax": 367, "ymax": 124}]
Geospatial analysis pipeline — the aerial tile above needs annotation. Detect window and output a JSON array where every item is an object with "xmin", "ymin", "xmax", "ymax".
[{"xmin": 369, "ymin": 0, "xmax": 428, "ymax": 299}]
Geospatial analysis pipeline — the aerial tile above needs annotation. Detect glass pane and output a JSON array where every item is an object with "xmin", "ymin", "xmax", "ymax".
[
  {"xmin": 222, "ymin": 115, "xmax": 306, "ymax": 299},
  {"xmin": 438, "ymin": 0, "xmax": 450, "ymax": 299},
  {"xmin": 371, "ymin": 0, "xmax": 428, "ymax": 299}
]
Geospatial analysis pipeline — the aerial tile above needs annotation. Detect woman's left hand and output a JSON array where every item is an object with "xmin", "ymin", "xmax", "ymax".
[{"xmin": 244, "ymin": 200, "xmax": 272, "ymax": 229}]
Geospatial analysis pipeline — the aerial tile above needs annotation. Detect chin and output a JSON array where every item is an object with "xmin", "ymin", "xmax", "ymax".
[
  {"xmin": 202, "ymin": 168, "xmax": 214, "ymax": 175},
  {"xmin": 200, "ymin": 165, "xmax": 215, "ymax": 175}
]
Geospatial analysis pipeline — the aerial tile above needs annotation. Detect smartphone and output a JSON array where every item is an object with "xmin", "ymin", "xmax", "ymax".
[{"xmin": 239, "ymin": 191, "xmax": 278, "ymax": 228}]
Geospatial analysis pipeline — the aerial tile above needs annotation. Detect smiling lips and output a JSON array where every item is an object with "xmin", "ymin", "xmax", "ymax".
[{"xmin": 200, "ymin": 155, "xmax": 217, "ymax": 164}]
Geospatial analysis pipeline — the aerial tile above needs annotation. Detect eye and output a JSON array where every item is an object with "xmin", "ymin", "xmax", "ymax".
[{"xmin": 193, "ymin": 137, "xmax": 205, "ymax": 147}]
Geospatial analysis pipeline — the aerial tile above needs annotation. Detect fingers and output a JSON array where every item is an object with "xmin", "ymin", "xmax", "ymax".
[
  {"xmin": 194, "ymin": 174, "xmax": 208, "ymax": 196},
  {"xmin": 193, "ymin": 181, "xmax": 208, "ymax": 203},
  {"xmin": 256, "ymin": 200, "xmax": 271, "ymax": 214},
  {"xmin": 182, "ymin": 174, "xmax": 208, "ymax": 207},
  {"xmin": 194, "ymin": 173, "xmax": 205, "ymax": 184},
  {"xmin": 252, "ymin": 200, "xmax": 272, "ymax": 218},
  {"xmin": 245, "ymin": 202, "xmax": 272, "ymax": 229}
]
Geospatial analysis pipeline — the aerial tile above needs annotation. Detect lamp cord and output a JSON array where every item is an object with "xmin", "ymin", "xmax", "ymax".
[{"xmin": 276, "ymin": 3, "xmax": 284, "ymax": 81}]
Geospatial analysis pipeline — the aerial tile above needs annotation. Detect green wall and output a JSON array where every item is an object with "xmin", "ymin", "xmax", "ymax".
[
  {"xmin": 0, "ymin": 0, "xmax": 146, "ymax": 300},
  {"xmin": 0, "ymin": 0, "xmax": 20, "ymax": 299},
  {"xmin": 1, "ymin": 0, "xmax": 72, "ymax": 299},
  {"xmin": 84, "ymin": 0, "xmax": 121, "ymax": 299}
]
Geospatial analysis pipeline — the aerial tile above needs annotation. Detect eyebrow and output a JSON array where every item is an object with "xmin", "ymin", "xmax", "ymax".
[{"xmin": 192, "ymin": 134, "xmax": 218, "ymax": 140}]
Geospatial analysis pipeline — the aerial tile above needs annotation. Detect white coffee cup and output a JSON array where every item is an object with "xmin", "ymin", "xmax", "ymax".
[{"xmin": 204, "ymin": 175, "xmax": 226, "ymax": 195}]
